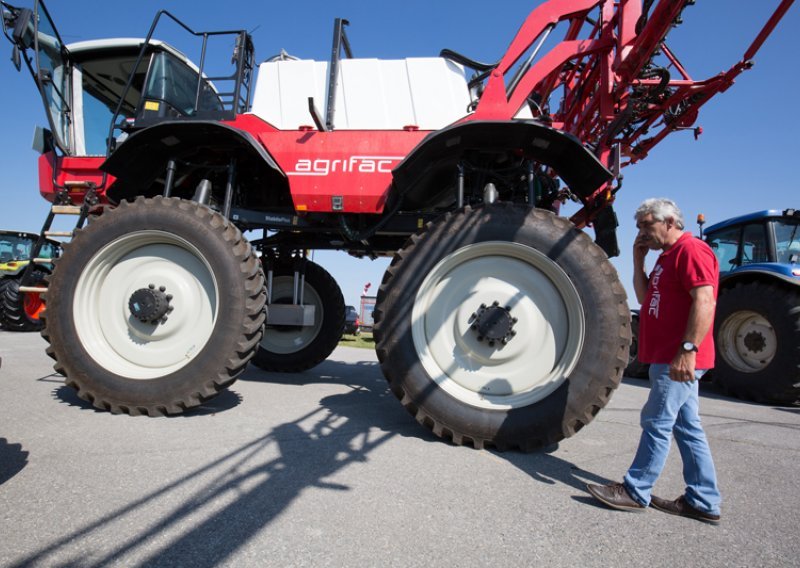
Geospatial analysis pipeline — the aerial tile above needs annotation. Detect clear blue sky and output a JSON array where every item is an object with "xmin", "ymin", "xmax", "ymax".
[{"xmin": 1, "ymin": 0, "xmax": 797, "ymax": 309}]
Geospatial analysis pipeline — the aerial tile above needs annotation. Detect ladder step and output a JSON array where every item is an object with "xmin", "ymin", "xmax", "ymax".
[
  {"xmin": 33, "ymin": 258, "xmax": 55, "ymax": 264},
  {"xmin": 44, "ymin": 231, "xmax": 73, "ymax": 237},
  {"xmin": 51, "ymin": 205, "xmax": 82, "ymax": 215},
  {"xmin": 19, "ymin": 286, "xmax": 48, "ymax": 293},
  {"xmin": 64, "ymin": 180, "xmax": 93, "ymax": 189}
]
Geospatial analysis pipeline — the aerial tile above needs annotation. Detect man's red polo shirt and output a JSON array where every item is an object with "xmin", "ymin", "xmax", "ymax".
[{"xmin": 639, "ymin": 232, "xmax": 719, "ymax": 369}]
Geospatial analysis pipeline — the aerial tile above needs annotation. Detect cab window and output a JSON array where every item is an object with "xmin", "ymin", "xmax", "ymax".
[
  {"xmin": 142, "ymin": 52, "xmax": 223, "ymax": 116},
  {"xmin": 774, "ymin": 219, "xmax": 800, "ymax": 264},
  {"xmin": 740, "ymin": 224, "xmax": 768, "ymax": 265},
  {"xmin": 706, "ymin": 227, "xmax": 740, "ymax": 271},
  {"xmin": 39, "ymin": 241, "xmax": 59, "ymax": 259}
]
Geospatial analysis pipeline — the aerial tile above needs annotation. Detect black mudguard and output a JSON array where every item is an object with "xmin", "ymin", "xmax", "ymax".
[
  {"xmin": 392, "ymin": 120, "xmax": 612, "ymax": 202},
  {"xmin": 101, "ymin": 121, "xmax": 283, "ymax": 201}
]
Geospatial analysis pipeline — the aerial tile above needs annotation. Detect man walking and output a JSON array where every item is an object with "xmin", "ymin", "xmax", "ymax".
[{"xmin": 586, "ymin": 198, "xmax": 722, "ymax": 523}]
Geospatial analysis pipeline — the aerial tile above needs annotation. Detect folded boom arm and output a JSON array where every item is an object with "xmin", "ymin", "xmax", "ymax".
[{"xmin": 467, "ymin": 0, "xmax": 794, "ymax": 227}]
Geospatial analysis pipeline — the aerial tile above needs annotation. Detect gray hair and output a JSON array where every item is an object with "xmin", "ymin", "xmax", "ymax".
[{"xmin": 635, "ymin": 198, "xmax": 685, "ymax": 229}]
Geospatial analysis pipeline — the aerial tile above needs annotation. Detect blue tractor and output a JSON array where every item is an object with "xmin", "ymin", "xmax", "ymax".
[
  {"xmin": 703, "ymin": 209, "xmax": 799, "ymax": 405},
  {"xmin": 627, "ymin": 209, "xmax": 799, "ymax": 406}
]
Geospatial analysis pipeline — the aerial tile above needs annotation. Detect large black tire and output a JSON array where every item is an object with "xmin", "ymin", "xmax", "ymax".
[
  {"xmin": 625, "ymin": 311, "xmax": 650, "ymax": 378},
  {"xmin": 713, "ymin": 280, "xmax": 800, "ymax": 405},
  {"xmin": 0, "ymin": 278, "xmax": 11, "ymax": 329},
  {"xmin": 251, "ymin": 260, "xmax": 345, "ymax": 372},
  {"xmin": 41, "ymin": 196, "xmax": 266, "ymax": 415},
  {"xmin": 374, "ymin": 204, "xmax": 630, "ymax": 451},
  {"xmin": 0, "ymin": 269, "xmax": 49, "ymax": 332}
]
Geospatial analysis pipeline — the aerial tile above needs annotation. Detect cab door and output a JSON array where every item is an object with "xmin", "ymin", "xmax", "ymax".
[{"xmin": 7, "ymin": 0, "xmax": 74, "ymax": 154}]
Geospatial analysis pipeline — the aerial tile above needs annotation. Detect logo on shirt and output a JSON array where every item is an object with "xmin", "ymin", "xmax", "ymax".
[{"xmin": 648, "ymin": 264, "xmax": 664, "ymax": 318}]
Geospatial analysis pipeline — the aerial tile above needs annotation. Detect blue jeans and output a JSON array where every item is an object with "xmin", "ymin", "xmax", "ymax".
[{"xmin": 623, "ymin": 363, "xmax": 721, "ymax": 515}]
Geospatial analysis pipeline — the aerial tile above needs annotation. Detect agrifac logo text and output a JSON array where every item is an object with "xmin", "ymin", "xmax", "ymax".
[{"xmin": 286, "ymin": 156, "xmax": 404, "ymax": 176}]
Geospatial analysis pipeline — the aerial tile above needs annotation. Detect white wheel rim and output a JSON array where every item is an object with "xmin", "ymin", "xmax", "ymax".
[
  {"xmin": 719, "ymin": 310, "xmax": 776, "ymax": 372},
  {"xmin": 74, "ymin": 231, "xmax": 218, "ymax": 379},
  {"xmin": 411, "ymin": 241, "xmax": 585, "ymax": 410},
  {"xmin": 260, "ymin": 276, "xmax": 324, "ymax": 354}
]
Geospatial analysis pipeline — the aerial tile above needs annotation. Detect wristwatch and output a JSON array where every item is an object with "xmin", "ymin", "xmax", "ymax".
[{"xmin": 681, "ymin": 341, "xmax": 699, "ymax": 353}]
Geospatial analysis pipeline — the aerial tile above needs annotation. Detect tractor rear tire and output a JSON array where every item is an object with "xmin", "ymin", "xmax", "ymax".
[
  {"xmin": 713, "ymin": 281, "xmax": 800, "ymax": 405},
  {"xmin": 251, "ymin": 260, "xmax": 345, "ymax": 373},
  {"xmin": 41, "ymin": 196, "xmax": 266, "ymax": 415},
  {"xmin": 374, "ymin": 204, "xmax": 630, "ymax": 451},
  {"xmin": 0, "ymin": 269, "xmax": 49, "ymax": 332}
]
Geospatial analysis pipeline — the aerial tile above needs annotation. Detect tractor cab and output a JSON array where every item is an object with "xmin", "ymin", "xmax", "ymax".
[
  {"xmin": 0, "ymin": 230, "xmax": 60, "ymax": 273},
  {"xmin": 703, "ymin": 209, "xmax": 800, "ymax": 281},
  {"xmin": 1, "ymin": 0, "xmax": 253, "ymax": 161}
]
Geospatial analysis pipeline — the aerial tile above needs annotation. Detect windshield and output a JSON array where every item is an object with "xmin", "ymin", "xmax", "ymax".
[
  {"xmin": 0, "ymin": 235, "xmax": 57, "ymax": 262},
  {"xmin": 74, "ymin": 52, "xmax": 150, "ymax": 155},
  {"xmin": 774, "ymin": 219, "xmax": 800, "ymax": 264}
]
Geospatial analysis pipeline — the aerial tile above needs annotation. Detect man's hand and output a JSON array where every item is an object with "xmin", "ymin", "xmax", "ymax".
[
  {"xmin": 632, "ymin": 235, "xmax": 651, "ymax": 305},
  {"xmin": 669, "ymin": 350, "xmax": 696, "ymax": 382},
  {"xmin": 633, "ymin": 234, "xmax": 650, "ymax": 265}
]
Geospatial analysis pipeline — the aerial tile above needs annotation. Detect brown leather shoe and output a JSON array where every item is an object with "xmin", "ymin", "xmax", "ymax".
[
  {"xmin": 650, "ymin": 495, "xmax": 720, "ymax": 524},
  {"xmin": 586, "ymin": 483, "xmax": 645, "ymax": 512}
]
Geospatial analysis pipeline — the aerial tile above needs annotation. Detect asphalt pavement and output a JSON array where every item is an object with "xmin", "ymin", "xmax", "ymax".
[{"xmin": 1, "ymin": 330, "xmax": 798, "ymax": 567}]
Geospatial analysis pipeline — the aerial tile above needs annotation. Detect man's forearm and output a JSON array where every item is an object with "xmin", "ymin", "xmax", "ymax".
[
  {"xmin": 682, "ymin": 286, "xmax": 716, "ymax": 346},
  {"xmin": 633, "ymin": 266, "xmax": 648, "ymax": 305}
]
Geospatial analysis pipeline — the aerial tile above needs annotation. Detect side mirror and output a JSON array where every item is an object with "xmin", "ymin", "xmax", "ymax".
[
  {"xmin": 11, "ymin": 8, "xmax": 34, "ymax": 49},
  {"xmin": 32, "ymin": 125, "xmax": 55, "ymax": 155}
]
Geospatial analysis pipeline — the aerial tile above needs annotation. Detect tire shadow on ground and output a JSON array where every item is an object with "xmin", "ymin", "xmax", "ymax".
[{"xmin": 51, "ymin": 385, "xmax": 243, "ymax": 416}]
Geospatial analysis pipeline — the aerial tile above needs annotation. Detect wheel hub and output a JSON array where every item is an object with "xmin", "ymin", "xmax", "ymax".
[
  {"xmin": 128, "ymin": 284, "xmax": 173, "ymax": 324},
  {"xmin": 743, "ymin": 330, "xmax": 766, "ymax": 353},
  {"xmin": 470, "ymin": 301, "xmax": 518, "ymax": 346}
]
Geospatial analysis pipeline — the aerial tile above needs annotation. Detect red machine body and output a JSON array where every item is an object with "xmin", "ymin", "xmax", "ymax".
[{"xmin": 27, "ymin": 0, "xmax": 793, "ymax": 232}]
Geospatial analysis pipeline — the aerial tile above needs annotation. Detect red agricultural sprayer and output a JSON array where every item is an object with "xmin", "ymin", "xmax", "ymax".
[{"xmin": 1, "ymin": 0, "xmax": 793, "ymax": 449}]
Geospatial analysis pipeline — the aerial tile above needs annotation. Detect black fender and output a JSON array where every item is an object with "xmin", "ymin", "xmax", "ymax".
[
  {"xmin": 719, "ymin": 268, "xmax": 800, "ymax": 290},
  {"xmin": 101, "ymin": 121, "xmax": 285, "ymax": 202},
  {"xmin": 392, "ymin": 119, "xmax": 612, "ymax": 205}
]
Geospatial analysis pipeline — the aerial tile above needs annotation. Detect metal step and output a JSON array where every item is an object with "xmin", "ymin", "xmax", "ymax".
[
  {"xmin": 51, "ymin": 205, "xmax": 82, "ymax": 215},
  {"xmin": 44, "ymin": 231, "xmax": 73, "ymax": 237},
  {"xmin": 33, "ymin": 258, "xmax": 55, "ymax": 264},
  {"xmin": 64, "ymin": 180, "xmax": 93, "ymax": 189},
  {"xmin": 19, "ymin": 286, "xmax": 48, "ymax": 293}
]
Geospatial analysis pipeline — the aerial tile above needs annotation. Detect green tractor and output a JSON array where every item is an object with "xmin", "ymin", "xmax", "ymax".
[{"xmin": 0, "ymin": 230, "xmax": 61, "ymax": 331}]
